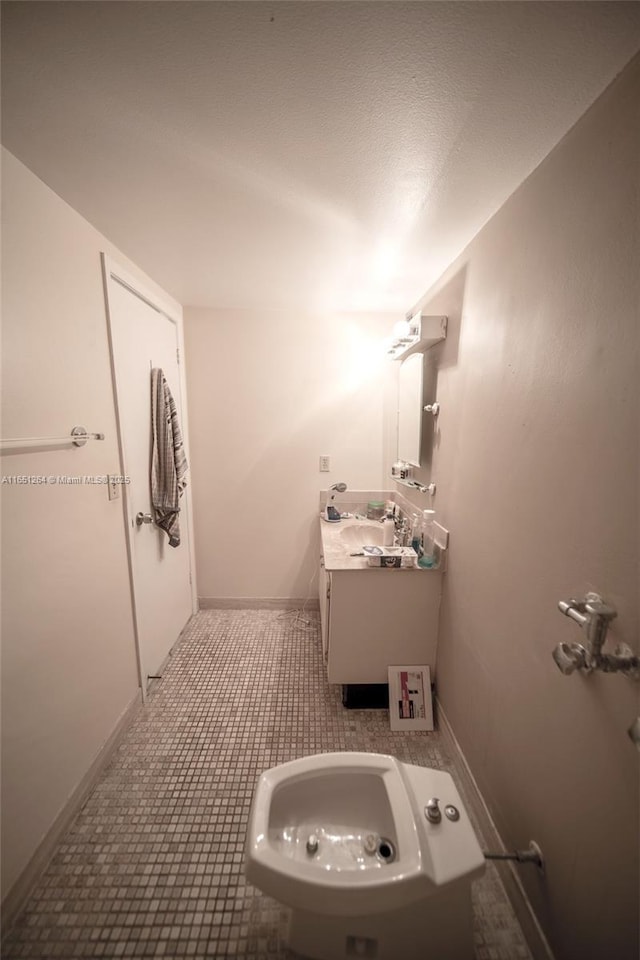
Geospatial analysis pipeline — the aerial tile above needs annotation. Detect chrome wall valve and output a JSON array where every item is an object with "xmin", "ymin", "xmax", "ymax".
[{"xmin": 553, "ymin": 593, "xmax": 639, "ymax": 678}]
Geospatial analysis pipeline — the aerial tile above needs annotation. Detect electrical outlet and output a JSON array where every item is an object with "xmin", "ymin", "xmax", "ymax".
[
  {"xmin": 319, "ymin": 455, "xmax": 330, "ymax": 472},
  {"xmin": 107, "ymin": 475, "xmax": 120, "ymax": 500}
]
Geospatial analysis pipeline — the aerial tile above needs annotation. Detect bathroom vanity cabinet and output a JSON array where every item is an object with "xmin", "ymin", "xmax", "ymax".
[{"xmin": 319, "ymin": 561, "xmax": 441, "ymax": 684}]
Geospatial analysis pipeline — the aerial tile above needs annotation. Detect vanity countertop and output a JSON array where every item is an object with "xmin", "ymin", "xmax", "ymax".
[{"xmin": 320, "ymin": 516, "xmax": 428, "ymax": 572}]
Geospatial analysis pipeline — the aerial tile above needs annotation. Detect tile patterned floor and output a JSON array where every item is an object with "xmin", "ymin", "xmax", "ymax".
[{"xmin": 3, "ymin": 610, "xmax": 532, "ymax": 959}]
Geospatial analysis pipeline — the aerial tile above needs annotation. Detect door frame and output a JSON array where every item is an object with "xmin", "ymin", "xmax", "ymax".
[{"xmin": 101, "ymin": 254, "xmax": 198, "ymax": 696}]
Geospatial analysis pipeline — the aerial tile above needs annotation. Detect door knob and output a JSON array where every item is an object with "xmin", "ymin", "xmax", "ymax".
[{"xmin": 136, "ymin": 512, "xmax": 154, "ymax": 526}]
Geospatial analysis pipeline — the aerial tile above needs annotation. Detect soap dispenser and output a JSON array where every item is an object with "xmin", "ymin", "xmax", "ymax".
[{"xmin": 323, "ymin": 481, "xmax": 348, "ymax": 522}]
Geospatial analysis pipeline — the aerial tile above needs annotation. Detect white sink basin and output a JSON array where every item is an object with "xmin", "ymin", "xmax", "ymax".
[{"xmin": 337, "ymin": 522, "xmax": 383, "ymax": 548}]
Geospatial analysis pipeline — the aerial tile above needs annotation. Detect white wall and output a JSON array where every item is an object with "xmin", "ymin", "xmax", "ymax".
[
  {"xmin": 398, "ymin": 55, "xmax": 639, "ymax": 960},
  {"xmin": 184, "ymin": 307, "xmax": 397, "ymax": 602},
  {"xmin": 0, "ymin": 150, "xmax": 176, "ymax": 903}
]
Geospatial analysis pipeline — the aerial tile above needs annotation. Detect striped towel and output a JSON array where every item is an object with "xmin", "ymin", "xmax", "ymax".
[{"xmin": 151, "ymin": 368, "xmax": 188, "ymax": 547}]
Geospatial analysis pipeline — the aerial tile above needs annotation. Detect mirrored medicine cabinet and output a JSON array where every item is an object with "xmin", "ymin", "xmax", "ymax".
[
  {"xmin": 394, "ymin": 314, "xmax": 447, "ymax": 474},
  {"xmin": 398, "ymin": 353, "xmax": 423, "ymax": 467}
]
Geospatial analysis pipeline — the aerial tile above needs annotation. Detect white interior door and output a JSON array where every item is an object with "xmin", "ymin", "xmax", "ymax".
[{"xmin": 103, "ymin": 257, "xmax": 194, "ymax": 692}]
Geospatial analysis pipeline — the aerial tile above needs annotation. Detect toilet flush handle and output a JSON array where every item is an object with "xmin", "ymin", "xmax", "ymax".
[{"xmin": 425, "ymin": 798, "xmax": 442, "ymax": 823}]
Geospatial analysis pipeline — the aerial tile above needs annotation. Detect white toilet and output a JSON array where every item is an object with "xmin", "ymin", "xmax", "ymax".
[{"xmin": 245, "ymin": 752, "xmax": 485, "ymax": 960}]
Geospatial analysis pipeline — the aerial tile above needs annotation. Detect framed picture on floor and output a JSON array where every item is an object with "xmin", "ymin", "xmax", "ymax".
[{"xmin": 388, "ymin": 665, "xmax": 434, "ymax": 731}]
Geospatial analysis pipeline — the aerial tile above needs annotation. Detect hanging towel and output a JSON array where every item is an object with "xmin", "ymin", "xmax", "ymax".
[{"xmin": 151, "ymin": 368, "xmax": 188, "ymax": 547}]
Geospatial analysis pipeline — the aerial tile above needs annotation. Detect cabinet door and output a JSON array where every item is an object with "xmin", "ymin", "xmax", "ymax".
[{"xmin": 327, "ymin": 570, "xmax": 441, "ymax": 684}]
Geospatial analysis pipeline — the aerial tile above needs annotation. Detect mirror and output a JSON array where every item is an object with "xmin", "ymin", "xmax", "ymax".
[{"xmin": 397, "ymin": 353, "xmax": 423, "ymax": 466}]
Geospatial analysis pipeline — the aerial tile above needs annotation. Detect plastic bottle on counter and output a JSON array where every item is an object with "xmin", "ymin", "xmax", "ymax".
[
  {"xmin": 418, "ymin": 509, "xmax": 437, "ymax": 568},
  {"xmin": 382, "ymin": 512, "xmax": 395, "ymax": 547},
  {"xmin": 410, "ymin": 513, "xmax": 422, "ymax": 556}
]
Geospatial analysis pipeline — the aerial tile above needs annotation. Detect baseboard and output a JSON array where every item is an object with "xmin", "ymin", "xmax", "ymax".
[
  {"xmin": 437, "ymin": 700, "xmax": 556, "ymax": 960},
  {"xmin": 1, "ymin": 690, "xmax": 143, "ymax": 939},
  {"xmin": 198, "ymin": 597, "xmax": 320, "ymax": 611}
]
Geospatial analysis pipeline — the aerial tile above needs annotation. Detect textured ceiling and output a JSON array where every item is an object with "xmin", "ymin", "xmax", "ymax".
[{"xmin": 3, "ymin": 2, "xmax": 640, "ymax": 312}]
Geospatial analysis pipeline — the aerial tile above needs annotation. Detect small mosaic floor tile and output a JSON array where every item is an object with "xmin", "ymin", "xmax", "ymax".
[{"xmin": 3, "ymin": 609, "xmax": 532, "ymax": 959}]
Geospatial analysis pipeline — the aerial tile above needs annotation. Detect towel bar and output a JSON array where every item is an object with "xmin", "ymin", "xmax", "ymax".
[{"xmin": 0, "ymin": 426, "xmax": 105, "ymax": 449}]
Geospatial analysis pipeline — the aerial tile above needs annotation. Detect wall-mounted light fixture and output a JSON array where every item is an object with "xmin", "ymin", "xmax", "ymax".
[{"xmin": 387, "ymin": 312, "xmax": 448, "ymax": 360}]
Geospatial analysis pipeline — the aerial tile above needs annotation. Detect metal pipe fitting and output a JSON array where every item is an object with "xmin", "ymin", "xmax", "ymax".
[
  {"xmin": 554, "ymin": 593, "xmax": 639, "ymax": 678},
  {"xmin": 552, "ymin": 641, "xmax": 589, "ymax": 675},
  {"xmin": 558, "ymin": 599, "xmax": 588, "ymax": 629},
  {"xmin": 558, "ymin": 593, "xmax": 617, "ymax": 659},
  {"xmin": 484, "ymin": 841, "xmax": 544, "ymax": 874},
  {"xmin": 582, "ymin": 595, "xmax": 617, "ymax": 658},
  {"xmin": 595, "ymin": 645, "xmax": 640, "ymax": 678}
]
